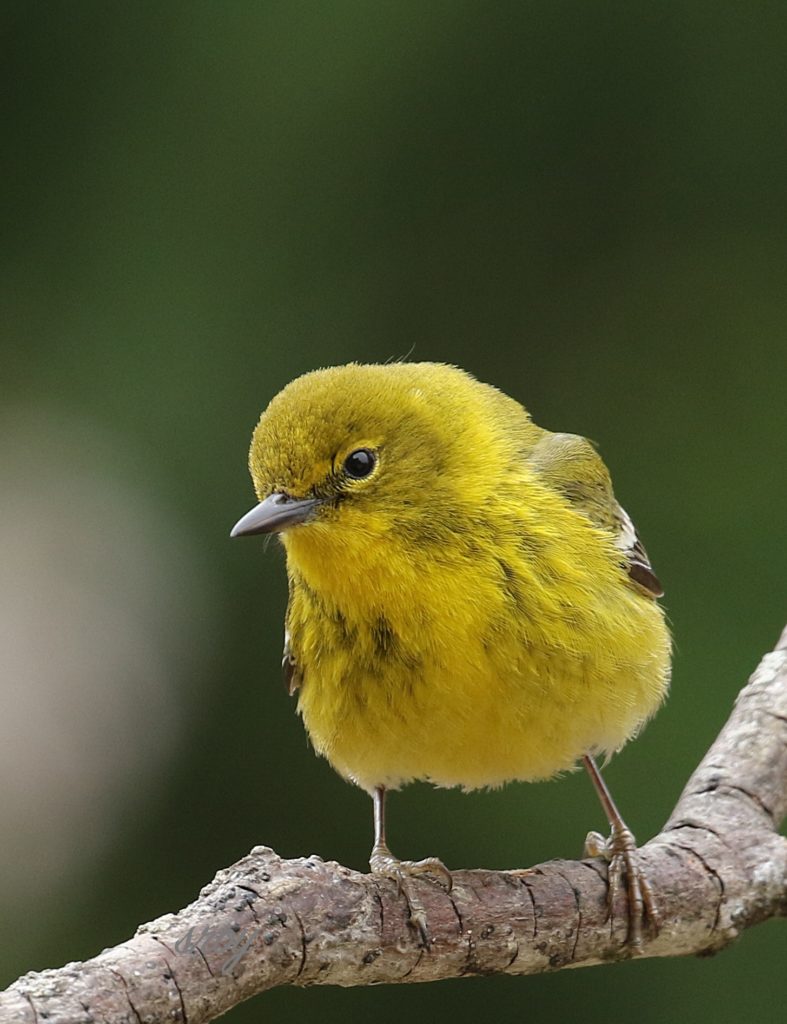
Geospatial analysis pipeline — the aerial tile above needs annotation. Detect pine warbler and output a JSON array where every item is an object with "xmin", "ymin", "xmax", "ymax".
[{"xmin": 232, "ymin": 362, "xmax": 671, "ymax": 946}]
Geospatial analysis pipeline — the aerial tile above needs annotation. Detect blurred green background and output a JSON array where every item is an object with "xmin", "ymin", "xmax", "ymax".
[{"xmin": 2, "ymin": 2, "xmax": 786, "ymax": 1021}]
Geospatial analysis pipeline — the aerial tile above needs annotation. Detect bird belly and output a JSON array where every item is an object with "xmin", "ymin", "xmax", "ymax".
[
  {"xmin": 288, "ymin": 510, "xmax": 671, "ymax": 795},
  {"xmin": 296, "ymin": 604, "xmax": 670, "ymax": 793}
]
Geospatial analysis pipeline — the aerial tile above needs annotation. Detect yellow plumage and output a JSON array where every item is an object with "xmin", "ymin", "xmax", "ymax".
[{"xmin": 241, "ymin": 362, "xmax": 670, "ymax": 794}]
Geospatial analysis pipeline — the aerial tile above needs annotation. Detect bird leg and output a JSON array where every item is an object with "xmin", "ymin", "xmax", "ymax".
[
  {"xmin": 582, "ymin": 754, "xmax": 660, "ymax": 949},
  {"xmin": 369, "ymin": 786, "xmax": 452, "ymax": 944}
]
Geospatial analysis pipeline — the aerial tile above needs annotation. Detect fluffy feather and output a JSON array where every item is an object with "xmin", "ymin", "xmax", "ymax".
[{"xmin": 246, "ymin": 363, "xmax": 671, "ymax": 793}]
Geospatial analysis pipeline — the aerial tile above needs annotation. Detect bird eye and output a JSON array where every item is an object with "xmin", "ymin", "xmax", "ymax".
[{"xmin": 343, "ymin": 448, "xmax": 376, "ymax": 479}]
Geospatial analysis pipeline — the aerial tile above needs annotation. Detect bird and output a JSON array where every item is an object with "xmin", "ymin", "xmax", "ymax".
[{"xmin": 231, "ymin": 362, "xmax": 671, "ymax": 946}]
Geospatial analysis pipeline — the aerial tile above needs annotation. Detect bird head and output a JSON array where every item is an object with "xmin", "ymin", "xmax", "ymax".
[{"xmin": 231, "ymin": 362, "xmax": 538, "ymax": 556}]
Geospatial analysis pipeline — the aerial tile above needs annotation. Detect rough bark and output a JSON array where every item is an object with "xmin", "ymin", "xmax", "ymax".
[{"xmin": 2, "ymin": 626, "xmax": 786, "ymax": 1024}]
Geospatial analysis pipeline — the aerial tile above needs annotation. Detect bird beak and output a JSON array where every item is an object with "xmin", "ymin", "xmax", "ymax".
[{"xmin": 230, "ymin": 493, "xmax": 321, "ymax": 537}]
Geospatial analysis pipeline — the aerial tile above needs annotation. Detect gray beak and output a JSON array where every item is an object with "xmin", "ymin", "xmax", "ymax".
[{"xmin": 230, "ymin": 493, "xmax": 321, "ymax": 537}]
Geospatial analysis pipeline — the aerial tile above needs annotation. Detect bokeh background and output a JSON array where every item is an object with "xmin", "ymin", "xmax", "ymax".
[{"xmin": 2, "ymin": 2, "xmax": 786, "ymax": 1021}]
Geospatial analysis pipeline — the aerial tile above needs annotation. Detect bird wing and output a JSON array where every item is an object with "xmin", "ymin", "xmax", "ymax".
[
  {"xmin": 282, "ymin": 628, "xmax": 302, "ymax": 695},
  {"xmin": 612, "ymin": 503, "xmax": 664, "ymax": 598},
  {"xmin": 528, "ymin": 432, "xmax": 663, "ymax": 598}
]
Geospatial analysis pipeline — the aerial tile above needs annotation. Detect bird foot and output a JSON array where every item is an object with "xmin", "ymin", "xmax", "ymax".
[
  {"xmin": 584, "ymin": 825, "xmax": 660, "ymax": 950},
  {"xmin": 370, "ymin": 845, "xmax": 452, "ymax": 945}
]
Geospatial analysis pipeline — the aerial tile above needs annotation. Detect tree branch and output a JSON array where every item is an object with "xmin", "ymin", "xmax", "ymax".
[{"xmin": 2, "ymin": 626, "xmax": 786, "ymax": 1024}]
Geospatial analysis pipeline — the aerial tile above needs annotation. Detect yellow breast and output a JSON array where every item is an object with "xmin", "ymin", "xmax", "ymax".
[{"xmin": 284, "ymin": 483, "xmax": 671, "ymax": 794}]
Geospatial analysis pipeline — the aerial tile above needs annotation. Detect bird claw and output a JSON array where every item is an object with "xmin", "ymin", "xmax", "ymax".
[
  {"xmin": 370, "ymin": 849, "xmax": 453, "ymax": 892},
  {"xmin": 584, "ymin": 826, "xmax": 660, "ymax": 950},
  {"xmin": 370, "ymin": 846, "xmax": 453, "ymax": 945}
]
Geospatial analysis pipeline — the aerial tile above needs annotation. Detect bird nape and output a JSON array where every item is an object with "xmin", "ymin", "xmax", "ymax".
[{"xmin": 232, "ymin": 361, "xmax": 671, "ymax": 948}]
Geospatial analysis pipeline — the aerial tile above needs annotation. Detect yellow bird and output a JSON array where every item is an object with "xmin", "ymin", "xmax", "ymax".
[{"xmin": 232, "ymin": 362, "xmax": 670, "ymax": 945}]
